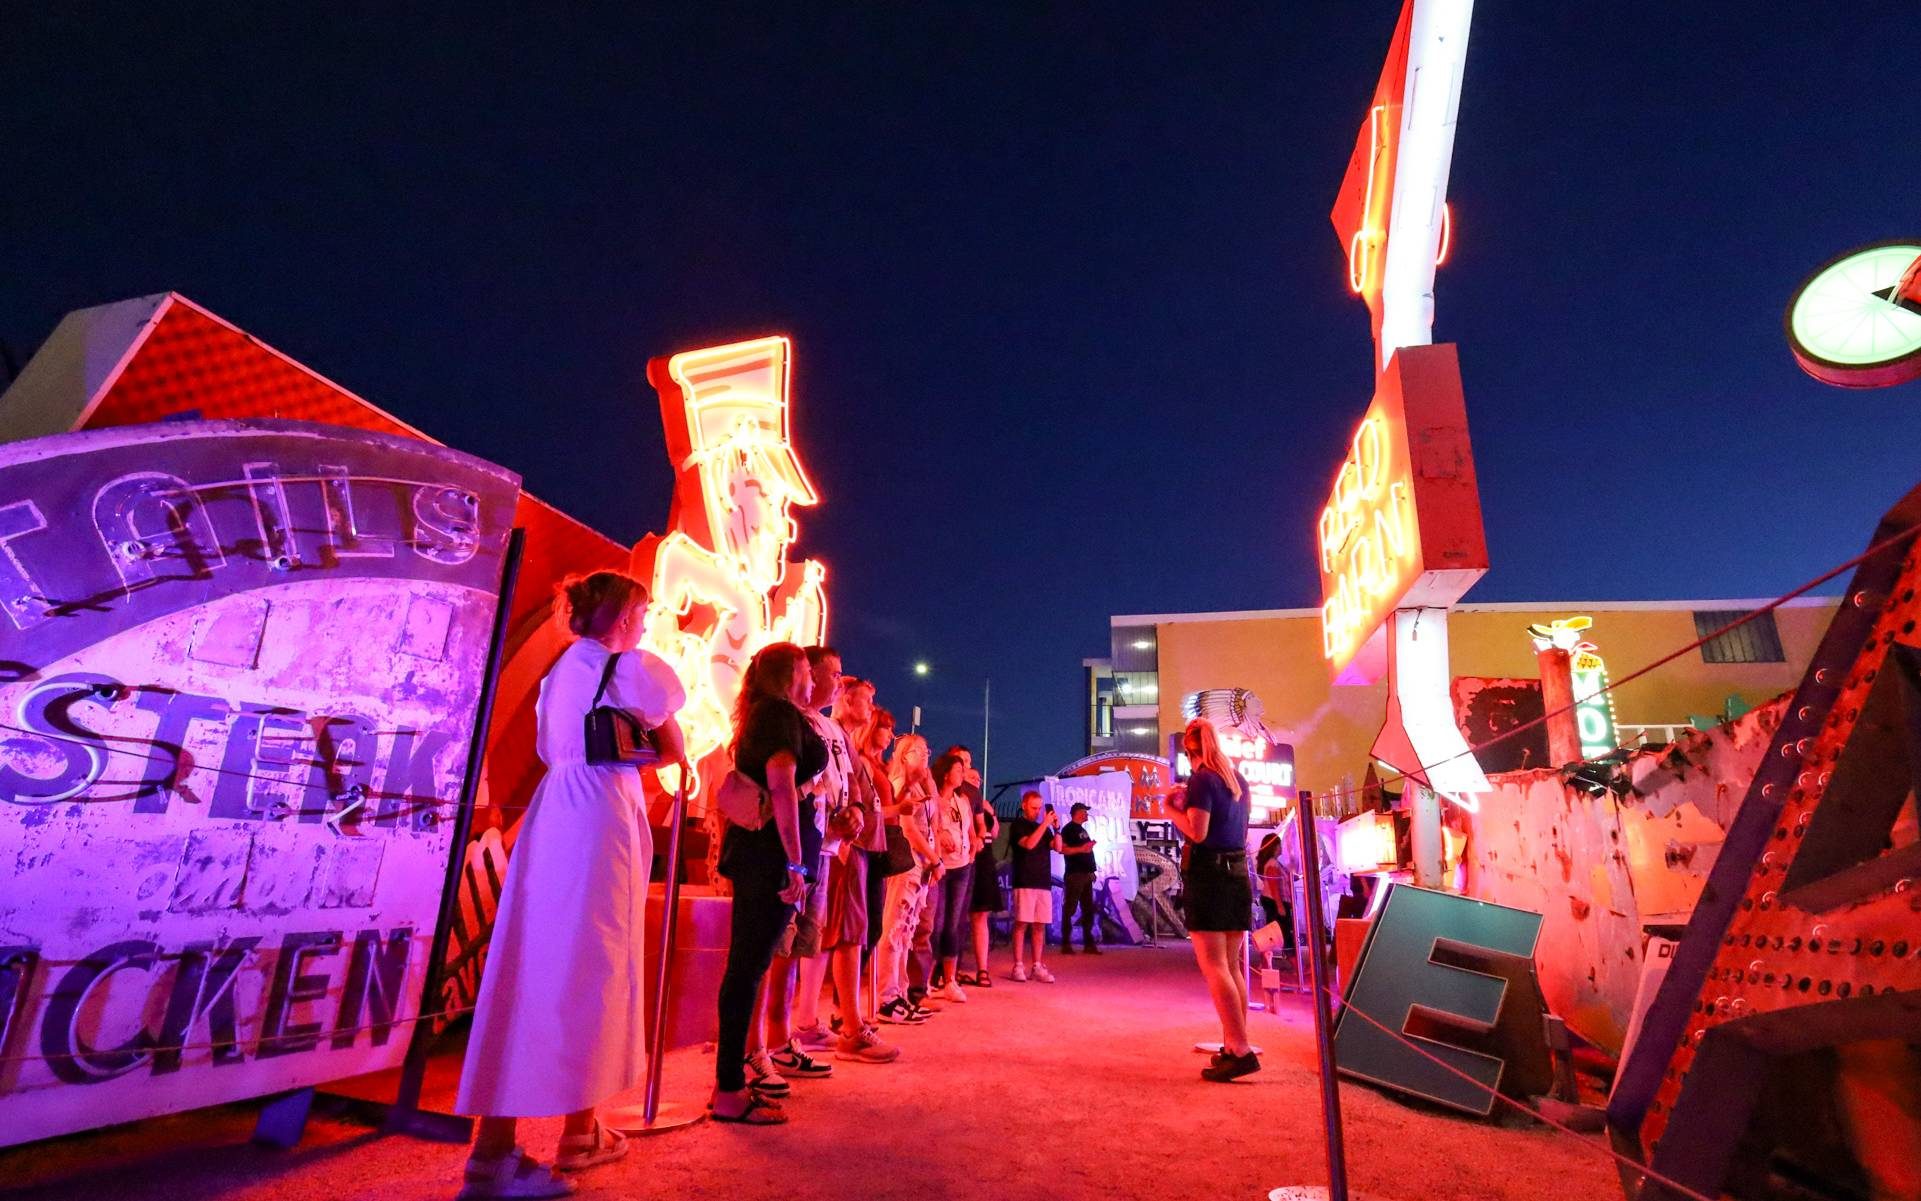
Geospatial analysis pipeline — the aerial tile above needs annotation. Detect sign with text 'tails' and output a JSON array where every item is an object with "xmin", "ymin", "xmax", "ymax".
[
  {"xmin": 0, "ymin": 420, "xmax": 519, "ymax": 1147},
  {"xmin": 1316, "ymin": 344, "xmax": 1487, "ymax": 683}
]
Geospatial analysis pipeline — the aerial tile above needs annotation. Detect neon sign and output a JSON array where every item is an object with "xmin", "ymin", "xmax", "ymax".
[
  {"xmin": 1784, "ymin": 240, "xmax": 1921, "ymax": 389},
  {"xmin": 1171, "ymin": 729, "xmax": 1298, "ymax": 825},
  {"xmin": 1315, "ymin": 347, "xmax": 1487, "ymax": 683},
  {"xmin": 631, "ymin": 336, "xmax": 828, "ymax": 802},
  {"xmin": 1330, "ymin": 0, "xmax": 1473, "ymax": 372},
  {"xmin": 1319, "ymin": 412, "xmax": 1417, "ymax": 675},
  {"xmin": 1569, "ymin": 641, "xmax": 1619, "ymax": 760}
]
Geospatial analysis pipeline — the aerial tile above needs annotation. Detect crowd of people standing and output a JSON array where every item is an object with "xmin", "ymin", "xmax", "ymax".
[
  {"xmin": 448, "ymin": 571, "xmax": 1255, "ymax": 1200},
  {"xmin": 711, "ymin": 640, "xmax": 1100, "ymax": 1123}
]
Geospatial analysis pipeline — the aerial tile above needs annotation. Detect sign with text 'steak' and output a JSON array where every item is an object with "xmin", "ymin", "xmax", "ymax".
[
  {"xmin": 1607, "ymin": 481, "xmax": 1921, "ymax": 1201},
  {"xmin": 0, "ymin": 419, "xmax": 520, "ymax": 1146}
]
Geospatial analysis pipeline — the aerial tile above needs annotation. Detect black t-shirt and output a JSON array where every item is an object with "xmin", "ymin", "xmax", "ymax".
[
  {"xmin": 736, "ymin": 697, "xmax": 828, "ymax": 793},
  {"xmin": 1008, "ymin": 817, "xmax": 1054, "ymax": 889},
  {"xmin": 1060, "ymin": 820, "xmax": 1096, "ymax": 875}
]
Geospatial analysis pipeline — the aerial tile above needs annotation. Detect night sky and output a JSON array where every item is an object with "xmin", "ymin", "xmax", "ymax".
[{"xmin": 3, "ymin": 5, "xmax": 1917, "ymax": 786}]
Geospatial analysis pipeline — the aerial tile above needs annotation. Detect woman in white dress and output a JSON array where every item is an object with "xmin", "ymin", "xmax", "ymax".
[{"xmin": 454, "ymin": 571, "xmax": 686, "ymax": 1200}]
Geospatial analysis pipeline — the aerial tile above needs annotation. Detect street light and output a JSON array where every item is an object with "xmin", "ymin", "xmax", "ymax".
[{"xmin": 907, "ymin": 661, "xmax": 990, "ymax": 784}]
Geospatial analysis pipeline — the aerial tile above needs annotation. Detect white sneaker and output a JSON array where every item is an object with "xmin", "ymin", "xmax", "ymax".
[
  {"xmin": 835, "ymin": 1025, "xmax": 902, "ymax": 1063},
  {"xmin": 792, "ymin": 1022, "xmax": 834, "ymax": 1050},
  {"xmin": 459, "ymin": 1148, "xmax": 576, "ymax": 1199},
  {"xmin": 744, "ymin": 1049, "xmax": 790, "ymax": 1096},
  {"xmin": 938, "ymin": 979, "xmax": 968, "ymax": 1003},
  {"xmin": 1009, "ymin": 963, "xmax": 1028, "ymax": 982},
  {"xmin": 1031, "ymin": 963, "xmax": 1056, "ymax": 983}
]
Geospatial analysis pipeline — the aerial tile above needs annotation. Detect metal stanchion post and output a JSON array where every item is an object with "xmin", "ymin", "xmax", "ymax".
[
  {"xmin": 607, "ymin": 779, "xmax": 706, "ymax": 1135},
  {"xmin": 1270, "ymin": 790, "xmax": 1393, "ymax": 1201}
]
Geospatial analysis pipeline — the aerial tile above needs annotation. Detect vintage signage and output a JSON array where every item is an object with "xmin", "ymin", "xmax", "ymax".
[
  {"xmin": 1169, "ymin": 728, "xmax": 1298, "ymax": 827},
  {"xmin": 1569, "ymin": 642, "xmax": 1619, "ymax": 760},
  {"xmin": 631, "ymin": 336, "xmax": 828, "ymax": 809},
  {"xmin": 1608, "ymin": 483, "xmax": 1921, "ymax": 1201},
  {"xmin": 1315, "ymin": 344, "xmax": 1488, "ymax": 683},
  {"xmin": 1058, "ymin": 751, "xmax": 1174, "ymax": 820},
  {"xmin": 1329, "ymin": 0, "xmax": 1473, "ymax": 372},
  {"xmin": 1784, "ymin": 240, "xmax": 1921, "ymax": 390},
  {"xmin": 1038, "ymin": 771, "xmax": 1139, "ymax": 903},
  {"xmin": 0, "ymin": 291, "xmax": 631, "ymax": 1021},
  {"xmin": 0, "ymin": 419, "xmax": 518, "ymax": 1146}
]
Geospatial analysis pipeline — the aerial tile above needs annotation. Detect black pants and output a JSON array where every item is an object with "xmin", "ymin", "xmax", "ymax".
[
  {"xmin": 1061, "ymin": 872, "xmax": 1098, "ymax": 947},
  {"xmin": 715, "ymin": 828, "xmax": 794, "ymax": 1092}
]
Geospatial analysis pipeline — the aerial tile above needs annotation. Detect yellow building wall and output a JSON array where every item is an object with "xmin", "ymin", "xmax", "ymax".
[{"xmin": 1151, "ymin": 599, "xmax": 1837, "ymax": 800}]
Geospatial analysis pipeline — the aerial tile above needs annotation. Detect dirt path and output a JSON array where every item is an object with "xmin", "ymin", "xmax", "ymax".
[{"xmin": 6, "ymin": 945, "xmax": 1623, "ymax": 1201}]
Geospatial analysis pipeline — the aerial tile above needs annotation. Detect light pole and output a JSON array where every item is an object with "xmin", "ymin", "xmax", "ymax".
[{"xmin": 909, "ymin": 662, "xmax": 991, "ymax": 783}]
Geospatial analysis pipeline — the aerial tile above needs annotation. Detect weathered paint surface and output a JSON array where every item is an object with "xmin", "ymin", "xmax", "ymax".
[
  {"xmin": 0, "ymin": 419, "xmax": 518, "ymax": 1146},
  {"xmin": 0, "ymin": 290, "xmax": 628, "ymax": 1025},
  {"xmin": 1456, "ymin": 697, "xmax": 1784, "ymax": 1054}
]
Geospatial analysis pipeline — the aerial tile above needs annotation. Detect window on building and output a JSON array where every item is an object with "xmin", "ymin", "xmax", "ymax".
[
  {"xmin": 1694, "ymin": 609, "xmax": 1786, "ymax": 664},
  {"xmin": 1112, "ymin": 670, "xmax": 1159, "ymax": 705}
]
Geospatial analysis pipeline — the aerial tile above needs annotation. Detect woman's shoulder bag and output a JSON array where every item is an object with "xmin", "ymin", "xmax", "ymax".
[{"xmin": 583, "ymin": 651, "xmax": 662, "ymax": 767}]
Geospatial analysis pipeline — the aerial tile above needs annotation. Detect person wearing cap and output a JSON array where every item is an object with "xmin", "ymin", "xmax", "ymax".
[{"xmin": 1058, "ymin": 802, "xmax": 1101, "ymax": 955}]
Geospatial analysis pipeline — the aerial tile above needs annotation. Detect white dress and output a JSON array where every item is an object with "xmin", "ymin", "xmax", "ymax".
[{"xmin": 456, "ymin": 638, "xmax": 686, "ymax": 1117}]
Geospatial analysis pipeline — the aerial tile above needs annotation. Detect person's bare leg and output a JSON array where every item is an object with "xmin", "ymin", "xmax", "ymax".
[
  {"xmin": 795, "ymin": 950, "xmax": 830, "ymax": 1031},
  {"xmin": 1030, "ymin": 922, "xmax": 1047, "ymax": 971},
  {"xmin": 474, "ymin": 1117, "xmax": 517, "ymax": 1159},
  {"xmin": 862, "ymin": 952, "xmax": 880, "ymax": 1024},
  {"xmin": 1226, "ymin": 932, "xmax": 1251, "ymax": 1016},
  {"xmin": 561, "ymin": 1107, "xmax": 595, "ymax": 1139},
  {"xmin": 830, "ymin": 943, "xmax": 862, "ymax": 1030},
  {"xmin": 1198, "ymin": 932, "xmax": 1252, "ymax": 1055},
  {"xmin": 764, "ymin": 957, "xmax": 795, "ymax": 1048},
  {"xmin": 971, "ymin": 911, "xmax": 991, "ymax": 978}
]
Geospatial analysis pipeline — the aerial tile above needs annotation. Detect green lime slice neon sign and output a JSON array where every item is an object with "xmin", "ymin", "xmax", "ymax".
[{"xmin": 1785, "ymin": 240, "xmax": 1921, "ymax": 388}]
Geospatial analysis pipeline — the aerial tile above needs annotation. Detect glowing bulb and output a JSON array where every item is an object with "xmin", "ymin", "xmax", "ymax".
[{"xmin": 913, "ymin": 662, "xmax": 930, "ymax": 676}]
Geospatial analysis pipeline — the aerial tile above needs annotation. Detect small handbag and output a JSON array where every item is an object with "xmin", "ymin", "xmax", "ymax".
[
  {"xmin": 714, "ymin": 768, "xmax": 770, "ymax": 831},
  {"xmin": 583, "ymin": 652, "xmax": 662, "ymax": 767},
  {"xmin": 878, "ymin": 824, "xmax": 915, "ymax": 878}
]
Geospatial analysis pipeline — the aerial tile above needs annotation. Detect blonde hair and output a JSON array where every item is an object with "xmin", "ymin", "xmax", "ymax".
[
  {"xmin": 1182, "ymin": 719, "xmax": 1244, "ymax": 802},
  {"xmin": 889, "ymin": 733, "xmax": 932, "ymax": 797}
]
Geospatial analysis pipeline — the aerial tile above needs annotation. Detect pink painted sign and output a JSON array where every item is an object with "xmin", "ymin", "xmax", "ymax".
[{"xmin": 0, "ymin": 419, "xmax": 519, "ymax": 1146}]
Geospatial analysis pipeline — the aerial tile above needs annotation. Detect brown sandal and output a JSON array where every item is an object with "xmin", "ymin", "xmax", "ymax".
[{"xmin": 712, "ymin": 1093, "xmax": 787, "ymax": 1125}]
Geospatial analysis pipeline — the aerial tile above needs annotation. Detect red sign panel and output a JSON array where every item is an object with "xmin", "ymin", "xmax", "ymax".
[{"xmin": 1316, "ymin": 343, "xmax": 1488, "ymax": 683}]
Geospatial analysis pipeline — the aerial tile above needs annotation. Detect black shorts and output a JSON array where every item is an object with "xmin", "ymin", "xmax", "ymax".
[
  {"xmin": 969, "ymin": 853, "xmax": 1004, "ymax": 913},
  {"xmin": 1182, "ymin": 849, "xmax": 1253, "ymax": 932}
]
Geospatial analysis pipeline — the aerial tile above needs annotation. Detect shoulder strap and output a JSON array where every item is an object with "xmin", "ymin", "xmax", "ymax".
[{"xmin": 590, "ymin": 650, "xmax": 620, "ymax": 708}]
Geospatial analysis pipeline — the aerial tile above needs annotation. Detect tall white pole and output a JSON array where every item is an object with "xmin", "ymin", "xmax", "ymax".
[{"xmin": 982, "ymin": 677, "xmax": 991, "ymax": 786}]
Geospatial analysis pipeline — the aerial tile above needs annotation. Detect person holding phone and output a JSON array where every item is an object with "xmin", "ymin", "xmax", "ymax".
[
  {"xmin": 710, "ymin": 642, "xmax": 827, "ymax": 1124},
  {"xmin": 1058, "ymin": 802, "xmax": 1101, "ymax": 954},
  {"xmin": 1006, "ymin": 790, "xmax": 1060, "ymax": 982},
  {"xmin": 1166, "ymin": 719, "xmax": 1259, "ymax": 1083}
]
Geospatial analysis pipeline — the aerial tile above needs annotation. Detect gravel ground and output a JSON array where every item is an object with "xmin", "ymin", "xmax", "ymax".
[{"xmin": 4, "ymin": 944, "xmax": 1624, "ymax": 1201}]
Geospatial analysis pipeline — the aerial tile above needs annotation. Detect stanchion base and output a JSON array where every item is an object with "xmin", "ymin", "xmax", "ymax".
[
  {"xmin": 1193, "ymin": 1041, "xmax": 1265, "ymax": 1056},
  {"xmin": 604, "ymin": 1101, "xmax": 708, "ymax": 1136},
  {"xmin": 1267, "ymin": 1188, "xmax": 1398, "ymax": 1200}
]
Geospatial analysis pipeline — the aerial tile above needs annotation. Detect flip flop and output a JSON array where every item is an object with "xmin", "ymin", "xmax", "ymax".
[{"xmin": 712, "ymin": 1094, "xmax": 788, "ymax": 1125}]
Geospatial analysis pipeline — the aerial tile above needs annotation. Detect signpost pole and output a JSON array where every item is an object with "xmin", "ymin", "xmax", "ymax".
[
  {"xmin": 1269, "ymin": 790, "xmax": 1353, "ymax": 1201},
  {"xmin": 608, "ymin": 778, "xmax": 706, "ymax": 1135},
  {"xmin": 383, "ymin": 526, "xmax": 525, "ymax": 1142}
]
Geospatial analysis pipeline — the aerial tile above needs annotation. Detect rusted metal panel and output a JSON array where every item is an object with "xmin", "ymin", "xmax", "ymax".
[
  {"xmin": 1458, "ymin": 697, "xmax": 1784, "ymax": 1054},
  {"xmin": 0, "ymin": 419, "xmax": 518, "ymax": 1147}
]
